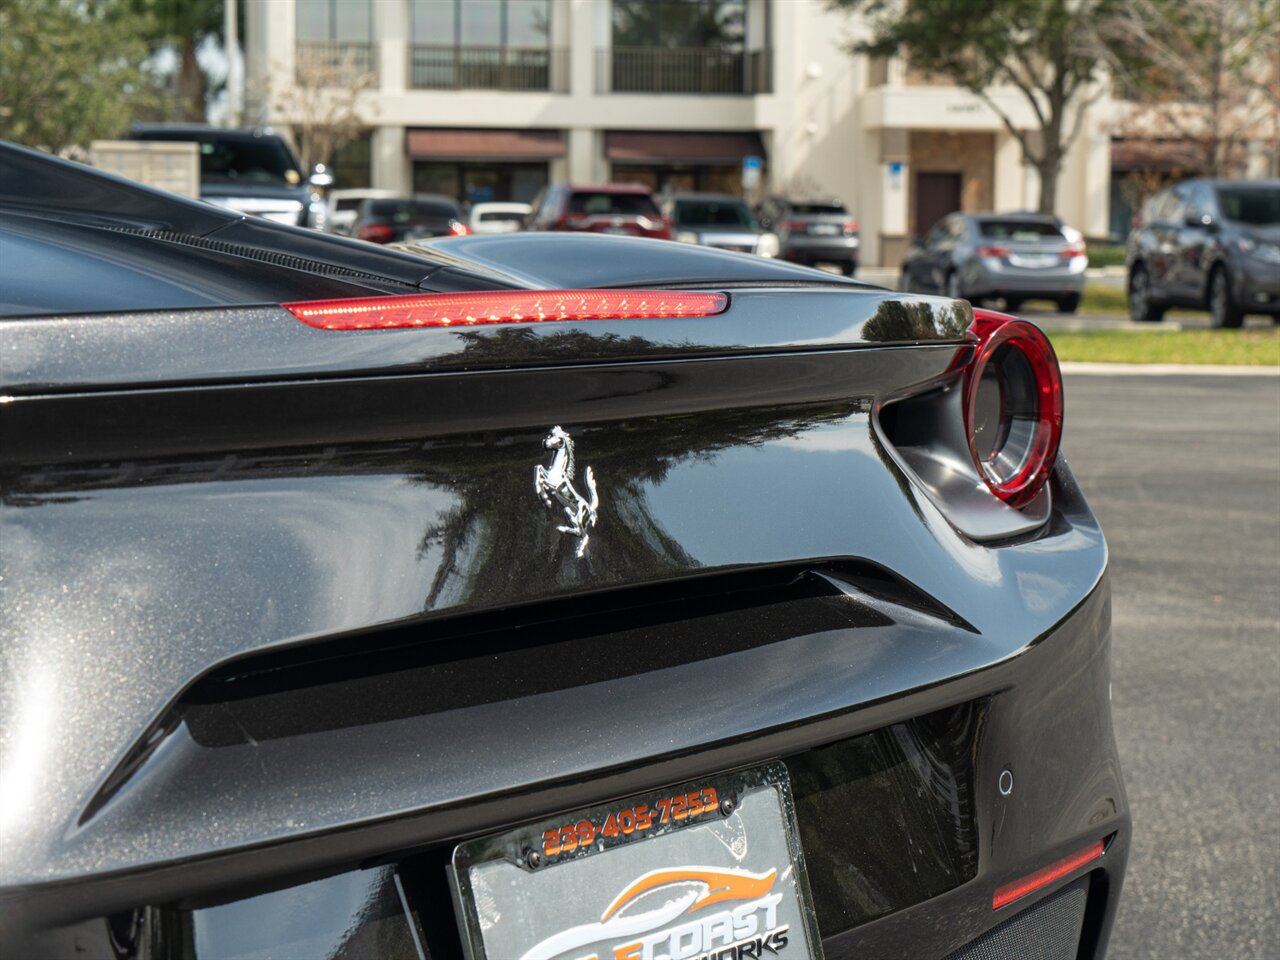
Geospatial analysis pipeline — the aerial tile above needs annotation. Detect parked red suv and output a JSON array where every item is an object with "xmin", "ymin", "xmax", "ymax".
[{"xmin": 525, "ymin": 184, "xmax": 672, "ymax": 239}]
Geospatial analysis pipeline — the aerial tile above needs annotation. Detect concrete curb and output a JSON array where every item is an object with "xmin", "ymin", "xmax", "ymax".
[{"xmin": 1061, "ymin": 361, "xmax": 1280, "ymax": 377}]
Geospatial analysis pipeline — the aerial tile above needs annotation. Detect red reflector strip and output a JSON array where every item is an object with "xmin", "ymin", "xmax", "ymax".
[
  {"xmin": 992, "ymin": 839, "xmax": 1106, "ymax": 910},
  {"xmin": 284, "ymin": 290, "xmax": 728, "ymax": 330}
]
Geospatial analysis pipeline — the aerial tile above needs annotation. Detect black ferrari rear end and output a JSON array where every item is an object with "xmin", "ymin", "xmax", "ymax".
[{"xmin": 0, "ymin": 144, "xmax": 1128, "ymax": 959}]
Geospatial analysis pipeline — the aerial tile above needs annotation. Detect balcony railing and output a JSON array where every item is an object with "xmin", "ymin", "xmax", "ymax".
[
  {"xmin": 409, "ymin": 46, "xmax": 568, "ymax": 92},
  {"xmin": 295, "ymin": 40, "xmax": 379, "ymax": 83},
  {"xmin": 597, "ymin": 47, "xmax": 772, "ymax": 95}
]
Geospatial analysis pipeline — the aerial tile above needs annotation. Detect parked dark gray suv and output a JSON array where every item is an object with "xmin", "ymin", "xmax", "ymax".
[
  {"xmin": 1127, "ymin": 179, "xmax": 1280, "ymax": 327},
  {"xmin": 757, "ymin": 197, "xmax": 860, "ymax": 274}
]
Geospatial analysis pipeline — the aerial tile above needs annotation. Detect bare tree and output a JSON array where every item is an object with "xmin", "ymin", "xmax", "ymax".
[
  {"xmin": 269, "ymin": 45, "xmax": 378, "ymax": 175},
  {"xmin": 1103, "ymin": 0, "xmax": 1280, "ymax": 179},
  {"xmin": 828, "ymin": 0, "xmax": 1140, "ymax": 214}
]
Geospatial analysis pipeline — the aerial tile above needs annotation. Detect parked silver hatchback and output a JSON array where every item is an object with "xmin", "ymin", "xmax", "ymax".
[{"xmin": 900, "ymin": 212, "xmax": 1087, "ymax": 312}]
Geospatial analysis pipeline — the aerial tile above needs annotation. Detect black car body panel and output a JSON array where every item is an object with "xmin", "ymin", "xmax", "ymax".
[
  {"xmin": 0, "ymin": 213, "xmax": 414, "ymax": 317},
  {"xmin": 0, "ymin": 143, "xmax": 1128, "ymax": 959},
  {"xmin": 399, "ymin": 232, "xmax": 863, "ymax": 290},
  {"xmin": 0, "ymin": 142, "xmax": 450, "ymax": 295}
]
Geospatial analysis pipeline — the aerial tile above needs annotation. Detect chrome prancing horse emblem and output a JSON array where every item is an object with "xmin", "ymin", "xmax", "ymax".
[{"xmin": 534, "ymin": 426, "xmax": 600, "ymax": 557}]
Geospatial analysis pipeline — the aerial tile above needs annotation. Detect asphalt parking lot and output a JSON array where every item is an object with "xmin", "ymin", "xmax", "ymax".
[{"xmin": 1062, "ymin": 371, "xmax": 1280, "ymax": 959}]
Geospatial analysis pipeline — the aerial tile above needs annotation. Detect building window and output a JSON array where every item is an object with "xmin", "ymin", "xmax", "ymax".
[
  {"xmin": 296, "ymin": 0, "xmax": 377, "ymax": 77},
  {"xmin": 411, "ymin": 0, "xmax": 549, "ymax": 47},
  {"xmin": 331, "ymin": 135, "xmax": 371, "ymax": 189},
  {"xmin": 612, "ymin": 0, "xmax": 745, "ymax": 51},
  {"xmin": 296, "ymin": 0, "xmax": 373, "ymax": 41},
  {"xmin": 409, "ymin": 0, "xmax": 560, "ymax": 91},
  {"xmin": 603, "ymin": 0, "xmax": 769, "ymax": 95},
  {"xmin": 610, "ymin": 163, "xmax": 744, "ymax": 196},
  {"xmin": 412, "ymin": 161, "xmax": 550, "ymax": 205}
]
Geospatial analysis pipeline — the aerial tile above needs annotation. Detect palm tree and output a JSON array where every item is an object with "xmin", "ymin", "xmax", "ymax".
[{"xmin": 133, "ymin": 0, "xmax": 224, "ymax": 122}]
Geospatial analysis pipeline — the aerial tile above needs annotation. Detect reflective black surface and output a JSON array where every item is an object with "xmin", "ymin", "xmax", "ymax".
[
  {"xmin": 789, "ymin": 704, "xmax": 982, "ymax": 935},
  {"xmin": 0, "ymin": 139, "xmax": 1126, "ymax": 958},
  {"xmin": 0, "ymin": 373, "xmax": 1111, "ymax": 890},
  {"xmin": 0, "ymin": 289, "xmax": 970, "ymax": 396},
  {"xmin": 183, "ymin": 866, "xmax": 422, "ymax": 960}
]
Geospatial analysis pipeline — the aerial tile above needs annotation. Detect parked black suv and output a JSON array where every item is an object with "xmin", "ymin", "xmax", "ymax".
[
  {"xmin": 127, "ymin": 124, "xmax": 329, "ymax": 229},
  {"xmin": 1127, "ymin": 179, "xmax": 1280, "ymax": 327}
]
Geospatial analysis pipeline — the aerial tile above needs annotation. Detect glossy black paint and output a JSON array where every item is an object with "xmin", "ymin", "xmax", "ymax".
[
  {"xmin": 0, "ymin": 214, "xmax": 406, "ymax": 317},
  {"xmin": 402, "ymin": 231, "xmax": 869, "ymax": 290},
  {"xmin": 1, "ymin": 352, "xmax": 1124, "ymax": 915},
  {"xmin": 1, "ymin": 140, "xmax": 891, "ymax": 320},
  {"xmin": 0, "ymin": 289, "xmax": 967, "ymax": 396},
  {"xmin": 0, "ymin": 141, "xmax": 1127, "ymax": 958},
  {"xmin": 169, "ymin": 704, "xmax": 984, "ymax": 959},
  {"xmin": 0, "ymin": 142, "xmax": 446, "ymax": 300}
]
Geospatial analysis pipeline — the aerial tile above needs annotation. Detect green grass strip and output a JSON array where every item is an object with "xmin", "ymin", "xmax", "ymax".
[
  {"xmin": 1047, "ymin": 329, "xmax": 1280, "ymax": 366},
  {"xmin": 1086, "ymin": 245, "xmax": 1127, "ymax": 269},
  {"xmin": 1080, "ymin": 283, "xmax": 1130, "ymax": 314}
]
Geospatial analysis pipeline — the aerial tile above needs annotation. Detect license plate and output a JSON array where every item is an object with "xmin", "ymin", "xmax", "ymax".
[
  {"xmin": 1010, "ymin": 254, "xmax": 1057, "ymax": 268},
  {"xmin": 808, "ymin": 224, "xmax": 840, "ymax": 236},
  {"xmin": 450, "ymin": 763, "xmax": 823, "ymax": 960},
  {"xmin": 603, "ymin": 226, "xmax": 632, "ymax": 235}
]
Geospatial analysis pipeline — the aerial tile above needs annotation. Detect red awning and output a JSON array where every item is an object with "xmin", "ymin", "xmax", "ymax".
[
  {"xmin": 604, "ymin": 131, "xmax": 766, "ymax": 164},
  {"xmin": 406, "ymin": 128, "xmax": 565, "ymax": 160}
]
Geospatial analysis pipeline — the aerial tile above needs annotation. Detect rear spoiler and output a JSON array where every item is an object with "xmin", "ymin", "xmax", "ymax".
[{"xmin": 0, "ymin": 288, "xmax": 972, "ymax": 396}]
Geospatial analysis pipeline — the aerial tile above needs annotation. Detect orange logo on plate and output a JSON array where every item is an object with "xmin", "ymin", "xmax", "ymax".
[
  {"xmin": 519, "ymin": 865, "xmax": 784, "ymax": 960},
  {"xmin": 602, "ymin": 867, "xmax": 778, "ymax": 921}
]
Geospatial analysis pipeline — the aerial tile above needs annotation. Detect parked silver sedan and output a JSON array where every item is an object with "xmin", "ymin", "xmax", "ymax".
[{"xmin": 900, "ymin": 212, "xmax": 1087, "ymax": 312}]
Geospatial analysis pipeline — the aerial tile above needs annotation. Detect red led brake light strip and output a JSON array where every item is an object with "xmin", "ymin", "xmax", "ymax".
[
  {"xmin": 992, "ymin": 838, "xmax": 1107, "ymax": 910},
  {"xmin": 283, "ymin": 290, "xmax": 728, "ymax": 330}
]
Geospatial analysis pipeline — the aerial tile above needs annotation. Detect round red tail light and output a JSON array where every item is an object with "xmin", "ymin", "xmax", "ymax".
[{"xmin": 964, "ymin": 309, "xmax": 1063, "ymax": 507}]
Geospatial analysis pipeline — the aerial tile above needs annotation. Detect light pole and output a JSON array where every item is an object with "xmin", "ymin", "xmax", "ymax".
[{"xmin": 225, "ymin": 0, "xmax": 242, "ymax": 128}]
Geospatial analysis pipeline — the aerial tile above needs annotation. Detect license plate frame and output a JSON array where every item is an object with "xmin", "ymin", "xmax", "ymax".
[{"xmin": 449, "ymin": 762, "xmax": 824, "ymax": 960}]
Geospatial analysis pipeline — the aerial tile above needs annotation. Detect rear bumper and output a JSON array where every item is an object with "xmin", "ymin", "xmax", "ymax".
[
  {"xmin": 784, "ymin": 235, "xmax": 860, "ymax": 263},
  {"xmin": 965, "ymin": 263, "xmax": 1086, "ymax": 299},
  {"xmin": 823, "ymin": 573, "xmax": 1129, "ymax": 958},
  {"xmin": 0, "ymin": 309, "xmax": 1125, "ymax": 957},
  {"xmin": 5, "ymin": 559, "xmax": 1129, "ymax": 959}
]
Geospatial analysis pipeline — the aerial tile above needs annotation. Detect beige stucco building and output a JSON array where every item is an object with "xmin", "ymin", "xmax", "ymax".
[{"xmin": 246, "ymin": 0, "xmax": 1115, "ymax": 267}]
